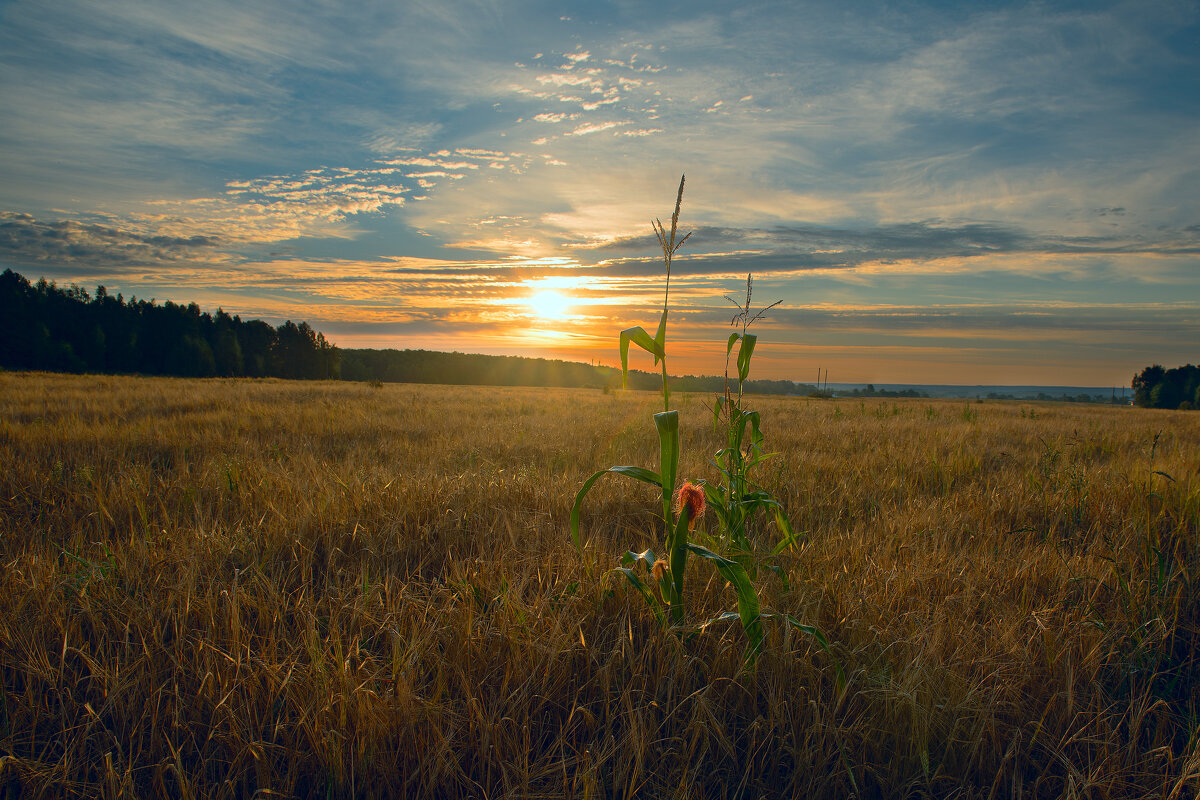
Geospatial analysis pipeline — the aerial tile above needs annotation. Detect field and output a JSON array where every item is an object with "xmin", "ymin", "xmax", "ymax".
[{"xmin": 1, "ymin": 371, "xmax": 1198, "ymax": 798}]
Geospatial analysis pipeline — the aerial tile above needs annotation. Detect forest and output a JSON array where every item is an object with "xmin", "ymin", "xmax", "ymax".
[
  {"xmin": 0, "ymin": 269, "xmax": 338, "ymax": 380},
  {"xmin": 1132, "ymin": 364, "xmax": 1200, "ymax": 410}
]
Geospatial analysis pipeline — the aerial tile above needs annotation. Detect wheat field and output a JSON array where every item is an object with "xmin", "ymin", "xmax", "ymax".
[{"xmin": 1, "ymin": 371, "xmax": 1198, "ymax": 798}]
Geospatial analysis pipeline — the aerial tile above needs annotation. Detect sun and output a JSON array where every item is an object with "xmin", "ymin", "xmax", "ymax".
[{"xmin": 527, "ymin": 289, "xmax": 571, "ymax": 320}]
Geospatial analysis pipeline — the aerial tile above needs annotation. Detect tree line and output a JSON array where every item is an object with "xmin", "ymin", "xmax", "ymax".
[
  {"xmin": 0, "ymin": 267, "xmax": 820, "ymax": 395},
  {"xmin": 1132, "ymin": 364, "xmax": 1200, "ymax": 410},
  {"xmin": 846, "ymin": 384, "xmax": 929, "ymax": 398},
  {"xmin": 340, "ymin": 348, "xmax": 815, "ymax": 396},
  {"xmin": 0, "ymin": 269, "xmax": 339, "ymax": 379}
]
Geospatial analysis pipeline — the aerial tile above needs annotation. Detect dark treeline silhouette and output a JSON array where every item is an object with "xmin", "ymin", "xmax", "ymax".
[
  {"xmin": 1132, "ymin": 364, "xmax": 1200, "ymax": 410},
  {"xmin": 341, "ymin": 348, "xmax": 617, "ymax": 388},
  {"xmin": 847, "ymin": 384, "xmax": 928, "ymax": 398},
  {"xmin": 0, "ymin": 269, "xmax": 339, "ymax": 379},
  {"xmin": 985, "ymin": 391, "xmax": 1125, "ymax": 404},
  {"xmin": 341, "ymin": 348, "xmax": 816, "ymax": 396}
]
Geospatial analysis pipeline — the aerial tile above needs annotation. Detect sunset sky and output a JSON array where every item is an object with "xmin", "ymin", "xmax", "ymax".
[{"xmin": 1, "ymin": 0, "xmax": 1197, "ymax": 386}]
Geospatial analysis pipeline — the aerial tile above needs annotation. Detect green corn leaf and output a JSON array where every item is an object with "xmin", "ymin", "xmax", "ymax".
[
  {"xmin": 619, "ymin": 326, "xmax": 665, "ymax": 388},
  {"xmin": 570, "ymin": 466, "xmax": 663, "ymax": 551},
  {"xmin": 704, "ymin": 610, "xmax": 743, "ymax": 626},
  {"xmin": 654, "ymin": 309, "xmax": 671, "ymax": 410},
  {"xmin": 699, "ymin": 481, "xmax": 727, "ymax": 506},
  {"xmin": 743, "ymin": 410, "xmax": 763, "ymax": 445},
  {"xmin": 771, "ymin": 507, "xmax": 798, "ymax": 551},
  {"xmin": 687, "ymin": 543, "xmax": 763, "ymax": 655},
  {"xmin": 616, "ymin": 566, "xmax": 665, "ymax": 626},
  {"xmin": 726, "ymin": 332, "xmax": 741, "ymax": 355},
  {"xmin": 712, "ymin": 396, "xmax": 726, "ymax": 432},
  {"xmin": 745, "ymin": 451, "xmax": 778, "ymax": 469},
  {"xmin": 730, "ymin": 409, "xmax": 753, "ymax": 447},
  {"xmin": 736, "ymin": 333, "xmax": 757, "ymax": 384},
  {"xmin": 764, "ymin": 563, "xmax": 791, "ymax": 592},
  {"xmin": 699, "ymin": 608, "xmax": 842, "ymax": 680},
  {"xmin": 653, "ymin": 309, "xmax": 668, "ymax": 355},
  {"xmin": 621, "ymin": 548, "xmax": 657, "ymax": 569},
  {"xmin": 699, "ymin": 482, "xmax": 732, "ymax": 531},
  {"xmin": 609, "ymin": 465, "xmax": 663, "ymax": 485},
  {"xmin": 654, "ymin": 410, "xmax": 680, "ymax": 529}
]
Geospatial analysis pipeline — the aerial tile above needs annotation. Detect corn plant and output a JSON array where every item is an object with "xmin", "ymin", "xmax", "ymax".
[
  {"xmin": 569, "ymin": 178, "xmax": 833, "ymax": 666},
  {"xmin": 569, "ymin": 175, "xmax": 688, "ymax": 551},
  {"xmin": 704, "ymin": 275, "xmax": 798, "ymax": 560}
]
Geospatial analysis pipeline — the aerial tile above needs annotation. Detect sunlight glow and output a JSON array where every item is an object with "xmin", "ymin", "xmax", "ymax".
[{"xmin": 527, "ymin": 289, "xmax": 571, "ymax": 320}]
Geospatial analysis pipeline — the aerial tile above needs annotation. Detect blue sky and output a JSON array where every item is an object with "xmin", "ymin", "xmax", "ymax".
[{"xmin": 1, "ymin": 0, "xmax": 1197, "ymax": 385}]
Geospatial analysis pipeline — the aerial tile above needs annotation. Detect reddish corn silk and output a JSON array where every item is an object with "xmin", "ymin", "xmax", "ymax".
[{"xmin": 674, "ymin": 482, "xmax": 706, "ymax": 529}]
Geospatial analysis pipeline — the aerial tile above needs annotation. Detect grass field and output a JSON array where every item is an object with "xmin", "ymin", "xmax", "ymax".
[{"xmin": 1, "ymin": 371, "xmax": 1198, "ymax": 798}]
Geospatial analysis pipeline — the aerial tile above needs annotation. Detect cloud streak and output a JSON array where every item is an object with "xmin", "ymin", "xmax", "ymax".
[{"xmin": 0, "ymin": 212, "xmax": 220, "ymax": 268}]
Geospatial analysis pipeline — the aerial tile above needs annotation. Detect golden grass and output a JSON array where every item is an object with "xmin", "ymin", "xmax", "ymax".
[{"xmin": 1, "ymin": 371, "xmax": 1198, "ymax": 798}]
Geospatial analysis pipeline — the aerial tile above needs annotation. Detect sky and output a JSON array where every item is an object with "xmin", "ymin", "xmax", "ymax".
[{"xmin": 1, "ymin": 0, "xmax": 1197, "ymax": 386}]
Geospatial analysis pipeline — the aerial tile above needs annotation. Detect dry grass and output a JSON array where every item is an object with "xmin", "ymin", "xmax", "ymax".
[{"xmin": 1, "ymin": 371, "xmax": 1198, "ymax": 798}]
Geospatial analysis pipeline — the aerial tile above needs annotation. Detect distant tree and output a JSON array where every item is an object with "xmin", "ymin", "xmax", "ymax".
[
  {"xmin": 1133, "ymin": 363, "xmax": 1199, "ymax": 409},
  {"xmin": 1133, "ymin": 365, "xmax": 1166, "ymax": 407}
]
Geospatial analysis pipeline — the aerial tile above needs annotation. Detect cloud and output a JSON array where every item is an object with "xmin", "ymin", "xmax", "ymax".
[
  {"xmin": 0, "ymin": 143, "xmax": 560, "ymax": 265},
  {"xmin": 364, "ymin": 123, "xmax": 444, "ymax": 153},
  {"xmin": 533, "ymin": 112, "xmax": 577, "ymax": 123},
  {"xmin": 565, "ymin": 120, "xmax": 629, "ymax": 136},
  {"xmin": 578, "ymin": 220, "xmax": 1200, "ymax": 279},
  {"xmin": 0, "ymin": 211, "xmax": 221, "ymax": 268}
]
